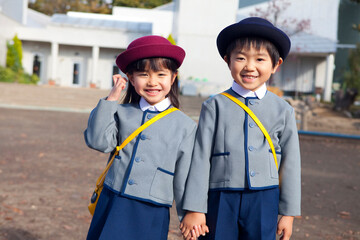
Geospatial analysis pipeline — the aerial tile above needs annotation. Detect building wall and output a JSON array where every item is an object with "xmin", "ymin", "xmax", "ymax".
[
  {"xmin": 112, "ymin": 6, "xmax": 173, "ymax": 37},
  {"xmin": 22, "ymin": 41, "xmax": 51, "ymax": 84},
  {"xmin": 173, "ymin": 0, "xmax": 238, "ymax": 96},
  {"xmin": 0, "ymin": 13, "xmax": 22, "ymax": 66},
  {"xmin": 0, "ymin": 0, "xmax": 27, "ymax": 25},
  {"xmin": 97, "ymin": 47, "xmax": 125, "ymax": 89}
]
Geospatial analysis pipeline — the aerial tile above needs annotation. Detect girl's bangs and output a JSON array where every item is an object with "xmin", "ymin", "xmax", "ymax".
[{"xmin": 127, "ymin": 58, "xmax": 177, "ymax": 73}]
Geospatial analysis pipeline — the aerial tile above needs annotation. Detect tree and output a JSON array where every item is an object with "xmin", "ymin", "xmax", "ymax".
[
  {"xmin": 112, "ymin": 0, "xmax": 172, "ymax": 9},
  {"xmin": 343, "ymin": 43, "xmax": 360, "ymax": 92},
  {"xmin": 6, "ymin": 35, "xmax": 23, "ymax": 72},
  {"xmin": 250, "ymin": 0, "xmax": 310, "ymax": 36},
  {"xmin": 350, "ymin": 0, "xmax": 360, "ymax": 32},
  {"xmin": 28, "ymin": 0, "xmax": 111, "ymax": 16}
]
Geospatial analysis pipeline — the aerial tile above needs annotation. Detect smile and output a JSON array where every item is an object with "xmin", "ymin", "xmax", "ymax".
[
  {"xmin": 145, "ymin": 89, "xmax": 161, "ymax": 95},
  {"xmin": 241, "ymin": 75, "xmax": 258, "ymax": 79}
]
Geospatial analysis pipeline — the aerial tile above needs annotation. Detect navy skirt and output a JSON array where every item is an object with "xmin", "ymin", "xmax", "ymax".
[{"xmin": 87, "ymin": 187, "xmax": 170, "ymax": 240}]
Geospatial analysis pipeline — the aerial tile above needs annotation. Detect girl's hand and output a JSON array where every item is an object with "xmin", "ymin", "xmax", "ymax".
[
  {"xmin": 180, "ymin": 212, "xmax": 209, "ymax": 240},
  {"xmin": 107, "ymin": 74, "xmax": 128, "ymax": 101}
]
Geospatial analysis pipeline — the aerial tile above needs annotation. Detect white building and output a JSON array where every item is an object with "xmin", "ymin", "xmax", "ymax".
[
  {"xmin": 236, "ymin": 0, "xmax": 339, "ymax": 101},
  {"xmin": 0, "ymin": 0, "xmax": 339, "ymax": 101}
]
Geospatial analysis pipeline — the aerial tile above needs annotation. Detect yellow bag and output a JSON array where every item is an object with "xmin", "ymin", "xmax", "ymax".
[
  {"xmin": 88, "ymin": 148, "xmax": 118, "ymax": 215},
  {"xmin": 88, "ymin": 107, "xmax": 178, "ymax": 215}
]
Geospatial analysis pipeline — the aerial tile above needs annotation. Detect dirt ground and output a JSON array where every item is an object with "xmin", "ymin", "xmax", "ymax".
[{"xmin": 0, "ymin": 83, "xmax": 359, "ymax": 240}]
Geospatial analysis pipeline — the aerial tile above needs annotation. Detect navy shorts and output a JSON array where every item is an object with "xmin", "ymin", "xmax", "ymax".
[{"xmin": 200, "ymin": 188, "xmax": 279, "ymax": 240}]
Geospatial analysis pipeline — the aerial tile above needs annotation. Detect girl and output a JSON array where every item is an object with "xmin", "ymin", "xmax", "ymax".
[{"xmin": 84, "ymin": 35, "xmax": 203, "ymax": 239}]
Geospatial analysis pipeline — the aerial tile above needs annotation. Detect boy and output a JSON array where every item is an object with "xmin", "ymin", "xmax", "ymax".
[{"xmin": 180, "ymin": 17, "xmax": 301, "ymax": 240}]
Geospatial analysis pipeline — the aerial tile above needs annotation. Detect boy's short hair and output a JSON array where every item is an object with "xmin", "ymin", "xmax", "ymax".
[
  {"xmin": 217, "ymin": 17, "xmax": 291, "ymax": 61},
  {"xmin": 225, "ymin": 37, "xmax": 281, "ymax": 68}
]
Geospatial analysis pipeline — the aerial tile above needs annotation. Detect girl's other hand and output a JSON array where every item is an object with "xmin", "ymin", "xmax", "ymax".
[{"xmin": 107, "ymin": 74, "xmax": 128, "ymax": 101}]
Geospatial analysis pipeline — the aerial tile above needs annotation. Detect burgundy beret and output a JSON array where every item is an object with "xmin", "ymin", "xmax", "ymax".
[{"xmin": 116, "ymin": 35, "xmax": 186, "ymax": 72}]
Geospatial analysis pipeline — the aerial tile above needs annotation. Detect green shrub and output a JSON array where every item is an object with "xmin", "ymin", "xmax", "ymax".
[
  {"xmin": 0, "ymin": 66, "xmax": 39, "ymax": 84},
  {"xmin": 0, "ymin": 65, "xmax": 16, "ymax": 82},
  {"xmin": 6, "ymin": 35, "xmax": 23, "ymax": 72}
]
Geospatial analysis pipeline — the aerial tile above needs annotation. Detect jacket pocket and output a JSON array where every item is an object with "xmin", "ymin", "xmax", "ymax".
[
  {"xmin": 269, "ymin": 149, "xmax": 281, "ymax": 179},
  {"xmin": 209, "ymin": 152, "xmax": 230, "ymax": 183},
  {"xmin": 150, "ymin": 168, "xmax": 174, "ymax": 202}
]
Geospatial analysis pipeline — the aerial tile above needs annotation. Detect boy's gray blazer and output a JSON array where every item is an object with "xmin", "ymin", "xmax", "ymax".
[
  {"xmin": 183, "ymin": 89, "xmax": 301, "ymax": 216},
  {"xmin": 84, "ymin": 99, "xmax": 197, "ymax": 219}
]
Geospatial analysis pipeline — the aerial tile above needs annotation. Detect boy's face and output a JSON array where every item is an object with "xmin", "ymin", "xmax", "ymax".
[{"xmin": 225, "ymin": 45, "xmax": 282, "ymax": 92}]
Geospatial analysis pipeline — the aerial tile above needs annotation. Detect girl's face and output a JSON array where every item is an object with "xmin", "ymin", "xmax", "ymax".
[
  {"xmin": 225, "ymin": 45, "xmax": 282, "ymax": 91},
  {"xmin": 127, "ymin": 67, "xmax": 177, "ymax": 106}
]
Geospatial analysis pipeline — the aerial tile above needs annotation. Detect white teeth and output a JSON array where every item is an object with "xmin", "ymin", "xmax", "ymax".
[
  {"xmin": 243, "ymin": 76, "xmax": 257, "ymax": 79},
  {"xmin": 146, "ymin": 90, "xmax": 160, "ymax": 94}
]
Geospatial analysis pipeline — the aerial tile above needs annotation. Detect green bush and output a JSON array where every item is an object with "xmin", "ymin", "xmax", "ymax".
[
  {"xmin": 0, "ymin": 65, "xmax": 16, "ymax": 82},
  {"xmin": 0, "ymin": 66, "xmax": 39, "ymax": 84},
  {"xmin": 6, "ymin": 35, "xmax": 23, "ymax": 72}
]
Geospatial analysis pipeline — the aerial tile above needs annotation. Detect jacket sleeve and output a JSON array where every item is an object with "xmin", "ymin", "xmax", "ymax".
[
  {"xmin": 278, "ymin": 107, "xmax": 301, "ymax": 216},
  {"xmin": 84, "ymin": 99, "xmax": 119, "ymax": 153},
  {"xmin": 182, "ymin": 101, "xmax": 216, "ymax": 214},
  {"xmin": 173, "ymin": 124, "xmax": 197, "ymax": 221}
]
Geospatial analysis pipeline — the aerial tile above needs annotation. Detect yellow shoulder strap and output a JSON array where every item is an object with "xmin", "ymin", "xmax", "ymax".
[
  {"xmin": 95, "ymin": 107, "xmax": 179, "ymax": 187},
  {"xmin": 221, "ymin": 92, "xmax": 278, "ymax": 170}
]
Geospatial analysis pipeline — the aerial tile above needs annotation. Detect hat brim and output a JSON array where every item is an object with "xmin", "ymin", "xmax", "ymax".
[
  {"xmin": 217, "ymin": 23, "xmax": 291, "ymax": 60},
  {"xmin": 116, "ymin": 44, "xmax": 185, "ymax": 73}
]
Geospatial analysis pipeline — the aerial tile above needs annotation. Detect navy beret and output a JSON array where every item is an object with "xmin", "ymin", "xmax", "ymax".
[{"xmin": 216, "ymin": 17, "xmax": 291, "ymax": 60}]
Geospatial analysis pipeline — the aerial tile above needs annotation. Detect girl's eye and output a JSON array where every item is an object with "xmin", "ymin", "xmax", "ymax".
[
  {"xmin": 257, "ymin": 58, "xmax": 265, "ymax": 62},
  {"xmin": 157, "ymin": 72, "xmax": 168, "ymax": 77},
  {"xmin": 236, "ymin": 57, "xmax": 245, "ymax": 61}
]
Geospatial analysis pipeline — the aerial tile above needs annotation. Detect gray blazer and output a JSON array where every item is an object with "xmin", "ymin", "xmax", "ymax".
[
  {"xmin": 84, "ymin": 99, "xmax": 197, "ymax": 219},
  {"xmin": 183, "ymin": 89, "xmax": 301, "ymax": 216}
]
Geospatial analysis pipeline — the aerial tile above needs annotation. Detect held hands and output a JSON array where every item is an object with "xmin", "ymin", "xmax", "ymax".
[
  {"xmin": 180, "ymin": 212, "xmax": 209, "ymax": 240},
  {"xmin": 107, "ymin": 74, "xmax": 128, "ymax": 102},
  {"xmin": 277, "ymin": 215, "xmax": 294, "ymax": 240}
]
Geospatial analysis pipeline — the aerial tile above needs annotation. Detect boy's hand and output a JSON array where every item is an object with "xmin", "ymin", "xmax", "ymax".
[
  {"xmin": 180, "ymin": 211, "xmax": 209, "ymax": 240},
  {"xmin": 277, "ymin": 215, "xmax": 294, "ymax": 240},
  {"xmin": 107, "ymin": 74, "xmax": 127, "ymax": 101}
]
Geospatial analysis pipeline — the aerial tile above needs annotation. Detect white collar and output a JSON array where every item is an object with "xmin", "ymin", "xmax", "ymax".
[
  {"xmin": 139, "ymin": 97, "xmax": 171, "ymax": 112},
  {"xmin": 231, "ymin": 81, "xmax": 267, "ymax": 99}
]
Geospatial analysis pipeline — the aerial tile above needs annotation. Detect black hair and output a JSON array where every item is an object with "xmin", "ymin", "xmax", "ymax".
[
  {"xmin": 225, "ymin": 37, "xmax": 281, "ymax": 68},
  {"xmin": 122, "ymin": 57, "xmax": 180, "ymax": 108}
]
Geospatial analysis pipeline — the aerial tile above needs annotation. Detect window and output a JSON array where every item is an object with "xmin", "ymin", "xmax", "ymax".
[
  {"xmin": 73, "ymin": 63, "xmax": 80, "ymax": 85},
  {"xmin": 112, "ymin": 65, "xmax": 120, "ymax": 87},
  {"xmin": 33, "ymin": 55, "xmax": 41, "ymax": 77}
]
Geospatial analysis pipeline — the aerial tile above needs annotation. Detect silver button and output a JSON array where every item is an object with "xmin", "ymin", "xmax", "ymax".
[
  {"xmin": 249, "ymin": 100, "xmax": 255, "ymax": 105},
  {"xmin": 140, "ymin": 134, "xmax": 147, "ymax": 140},
  {"xmin": 248, "ymin": 146, "xmax": 254, "ymax": 151},
  {"xmin": 135, "ymin": 157, "xmax": 141, "ymax": 163},
  {"xmin": 147, "ymin": 114, "xmax": 153, "ymax": 119},
  {"xmin": 128, "ymin": 179, "xmax": 135, "ymax": 185},
  {"xmin": 249, "ymin": 122, "xmax": 255, "ymax": 128},
  {"xmin": 250, "ymin": 171, "xmax": 256, "ymax": 177}
]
